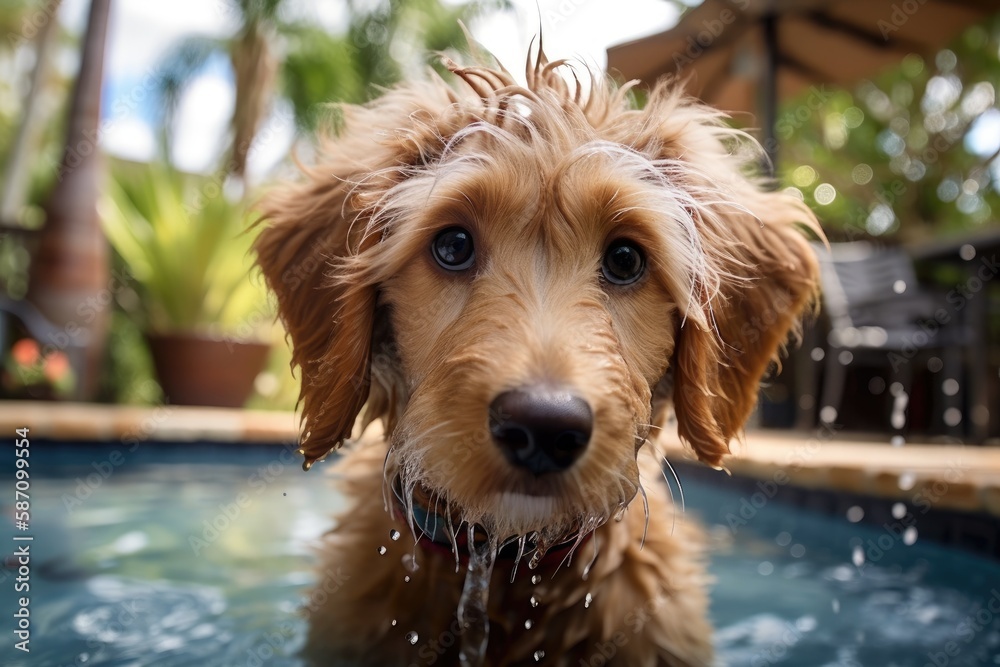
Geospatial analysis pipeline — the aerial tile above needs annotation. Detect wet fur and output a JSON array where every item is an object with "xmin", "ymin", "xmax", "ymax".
[{"xmin": 255, "ymin": 48, "xmax": 821, "ymax": 666}]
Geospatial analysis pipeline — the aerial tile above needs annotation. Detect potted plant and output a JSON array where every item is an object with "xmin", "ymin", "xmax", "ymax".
[{"xmin": 99, "ymin": 161, "xmax": 273, "ymax": 408}]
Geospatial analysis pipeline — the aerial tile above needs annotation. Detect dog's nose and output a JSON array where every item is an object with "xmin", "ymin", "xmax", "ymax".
[{"xmin": 489, "ymin": 389, "xmax": 592, "ymax": 475}]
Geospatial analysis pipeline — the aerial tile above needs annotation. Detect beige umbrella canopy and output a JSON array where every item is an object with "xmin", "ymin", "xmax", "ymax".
[{"xmin": 607, "ymin": 0, "xmax": 997, "ymax": 160}]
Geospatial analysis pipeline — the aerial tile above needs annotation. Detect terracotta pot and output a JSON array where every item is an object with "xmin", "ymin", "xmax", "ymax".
[{"xmin": 146, "ymin": 332, "xmax": 270, "ymax": 408}]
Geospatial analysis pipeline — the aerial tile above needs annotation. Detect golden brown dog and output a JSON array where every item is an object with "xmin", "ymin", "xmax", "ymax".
[{"xmin": 255, "ymin": 47, "xmax": 821, "ymax": 667}]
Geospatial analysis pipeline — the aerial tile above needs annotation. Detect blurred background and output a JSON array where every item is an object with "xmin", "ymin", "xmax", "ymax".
[
  {"xmin": 1, "ymin": 0, "xmax": 997, "ymax": 445},
  {"xmin": 2, "ymin": 3, "xmax": 1000, "ymax": 666}
]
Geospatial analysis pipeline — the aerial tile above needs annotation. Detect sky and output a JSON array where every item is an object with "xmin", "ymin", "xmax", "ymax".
[{"xmin": 60, "ymin": 0, "xmax": 680, "ymax": 181}]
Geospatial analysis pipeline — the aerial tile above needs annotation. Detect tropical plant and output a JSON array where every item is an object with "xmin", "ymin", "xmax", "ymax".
[
  {"xmin": 777, "ymin": 15, "xmax": 1000, "ymax": 242},
  {"xmin": 98, "ymin": 160, "xmax": 269, "ymax": 336}
]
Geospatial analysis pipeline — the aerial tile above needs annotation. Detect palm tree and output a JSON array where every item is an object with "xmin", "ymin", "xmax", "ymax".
[
  {"xmin": 156, "ymin": 0, "xmax": 506, "ymax": 183},
  {"xmin": 26, "ymin": 0, "xmax": 112, "ymax": 399},
  {"xmin": 0, "ymin": 0, "xmax": 63, "ymax": 224}
]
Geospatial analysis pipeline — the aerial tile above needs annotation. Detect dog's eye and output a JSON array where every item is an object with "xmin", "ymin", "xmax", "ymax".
[
  {"xmin": 432, "ymin": 227, "xmax": 475, "ymax": 271},
  {"xmin": 602, "ymin": 239, "xmax": 645, "ymax": 285}
]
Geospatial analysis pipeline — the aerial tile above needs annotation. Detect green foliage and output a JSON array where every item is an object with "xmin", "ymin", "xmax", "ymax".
[
  {"xmin": 156, "ymin": 0, "xmax": 507, "ymax": 154},
  {"xmin": 777, "ymin": 16, "xmax": 1000, "ymax": 242},
  {"xmin": 98, "ymin": 308, "xmax": 163, "ymax": 405},
  {"xmin": 98, "ymin": 161, "xmax": 269, "ymax": 335}
]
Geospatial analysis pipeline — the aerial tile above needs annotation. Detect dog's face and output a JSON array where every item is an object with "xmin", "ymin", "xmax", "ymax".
[
  {"xmin": 256, "ymin": 56, "xmax": 821, "ymax": 548},
  {"xmin": 378, "ymin": 130, "xmax": 686, "ymax": 540}
]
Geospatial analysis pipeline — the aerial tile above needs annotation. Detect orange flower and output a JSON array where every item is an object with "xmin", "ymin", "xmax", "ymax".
[
  {"xmin": 11, "ymin": 339, "xmax": 40, "ymax": 366},
  {"xmin": 43, "ymin": 351, "xmax": 70, "ymax": 382}
]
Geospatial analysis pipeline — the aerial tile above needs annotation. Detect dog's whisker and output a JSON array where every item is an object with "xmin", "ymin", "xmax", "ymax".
[
  {"xmin": 582, "ymin": 532, "xmax": 600, "ymax": 581},
  {"xmin": 500, "ymin": 534, "xmax": 528, "ymax": 583},
  {"xmin": 556, "ymin": 515, "xmax": 601, "ymax": 578},
  {"xmin": 658, "ymin": 460, "xmax": 678, "ymax": 537},
  {"xmin": 430, "ymin": 492, "xmax": 443, "ymax": 544},
  {"xmin": 380, "ymin": 445, "xmax": 396, "ymax": 514},
  {"xmin": 662, "ymin": 455, "xmax": 686, "ymax": 516},
  {"xmin": 510, "ymin": 534, "xmax": 528, "ymax": 583},
  {"xmin": 637, "ymin": 421, "xmax": 663, "ymax": 433},
  {"xmin": 445, "ymin": 500, "xmax": 461, "ymax": 573},
  {"xmin": 637, "ymin": 483, "xmax": 650, "ymax": 551},
  {"xmin": 404, "ymin": 479, "xmax": 418, "ymax": 540}
]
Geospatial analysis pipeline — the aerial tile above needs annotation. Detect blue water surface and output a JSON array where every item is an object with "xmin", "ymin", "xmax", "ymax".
[{"xmin": 0, "ymin": 441, "xmax": 998, "ymax": 666}]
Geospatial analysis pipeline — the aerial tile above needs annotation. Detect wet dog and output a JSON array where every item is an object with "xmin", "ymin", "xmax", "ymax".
[{"xmin": 255, "ymin": 48, "xmax": 821, "ymax": 666}]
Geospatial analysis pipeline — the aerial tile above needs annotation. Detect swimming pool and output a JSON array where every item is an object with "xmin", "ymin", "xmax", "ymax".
[{"xmin": 2, "ymin": 441, "xmax": 998, "ymax": 666}]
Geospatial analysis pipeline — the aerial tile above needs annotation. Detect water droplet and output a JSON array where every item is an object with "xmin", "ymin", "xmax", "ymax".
[
  {"xmin": 531, "ymin": 575, "xmax": 541, "ymax": 585},
  {"xmin": 584, "ymin": 593, "xmax": 593, "ymax": 608},
  {"xmin": 903, "ymin": 526, "xmax": 918, "ymax": 545},
  {"xmin": 898, "ymin": 473, "xmax": 916, "ymax": 491},
  {"xmin": 524, "ymin": 619, "xmax": 533, "ymax": 629},
  {"xmin": 282, "ymin": 492, "xmax": 287, "ymax": 496},
  {"xmin": 846, "ymin": 506, "xmax": 864, "ymax": 523},
  {"xmin": 852, "ymin": 545, "xmax": 865, "ymax": 568},
  {"xmin": 533, "ymin": 650, "xmax": 545, "ymax": 661},
  {"xmin": 790, "ymin": 544, "xmax": 806, "ymax": 558},
  {"xmin": 831, "ymin": 598, "xmax": 840, "ymax": 614},
  {"xmin": 613, "ymin": 506, "xmax": 626, "ymax": 522},
  {"xmin": 890, "ymin": 435, "xmax": 905, "ymax": 447},
  {"xmin": 891, "ymin": 502, "xmax": 907, "ymax": 519},
  {"xmin": 402, "ymin": 553, "xmax": 419, "ymax": 572},
  {"xmin": 391, "ymin": 619, "xmax": 397, "ymax": 626},
  {"xmin": 529, "ymin": 595, "xmax": 540, "ymax": 608},
  {"xmin": 758, "ymin": 561, "xmax": 774, "ymax": 576},
  {"xmin": 404, "ymin": 575, "xmax": 411, "ymax": 583},
  {"xmin": 390, "ymin": 529, "xmax": 401, "ymax": 541},
  {"xmin": 775, "ymin": 531, "xmax": 793, "ymax": 546},
  {"xmin": 405, "ymin": 631, "xmax": 418, "ymax": 644},
  {"xmin": 377, "ymin": 545, "xmax": 387, "ymax": 555}
]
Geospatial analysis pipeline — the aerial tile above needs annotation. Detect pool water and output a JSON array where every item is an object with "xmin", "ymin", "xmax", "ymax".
[{"xmin": 1, "ymin": 442, "xmax": 999, "ymax": 667}]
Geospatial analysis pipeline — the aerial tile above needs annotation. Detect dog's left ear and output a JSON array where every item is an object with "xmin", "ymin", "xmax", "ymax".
[
  {"xmin": 669, "ymin": 190, "xmax": 821, "ymax": 468},
  {"xmin": 632, "ymin": 86, "xmax": 822, "ymax": 468}
]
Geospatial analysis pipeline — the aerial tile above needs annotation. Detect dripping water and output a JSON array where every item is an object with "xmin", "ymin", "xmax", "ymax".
[
  {"xmin": 457, "ymin": 525, "xmax": 497, "ymax": 667},
  {"xmin": 527, "ymin": 528, "xmax": 561, "ymax": 570}
]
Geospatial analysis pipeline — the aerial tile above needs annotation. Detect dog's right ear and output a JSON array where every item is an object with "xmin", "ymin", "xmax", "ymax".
[
  {"xmin": 254, "ymin": 165, "xmax": 379, "ymax": 469},
  {"xmin": 254, "ymin": 86, "xmax": 460, "ymax": 468}
]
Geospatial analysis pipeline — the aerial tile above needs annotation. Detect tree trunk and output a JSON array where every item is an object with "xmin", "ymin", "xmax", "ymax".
[
  {"xmin": 228, "ymin": 22, "xmax": 278, "ymax": 185},
  {"xmin": 26, "ymin": 0, "xmax": 112, "ymax": 400}
]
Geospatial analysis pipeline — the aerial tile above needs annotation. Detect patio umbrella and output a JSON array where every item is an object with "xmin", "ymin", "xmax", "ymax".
[{"xmin": 606, "ymin": 0, "xmax": 997, "ymax": 164}]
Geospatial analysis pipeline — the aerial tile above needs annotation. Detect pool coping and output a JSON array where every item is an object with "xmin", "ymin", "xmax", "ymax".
[{"xmin": 3, "ymin": 400, "xmax": 999, "ymax": 520}]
